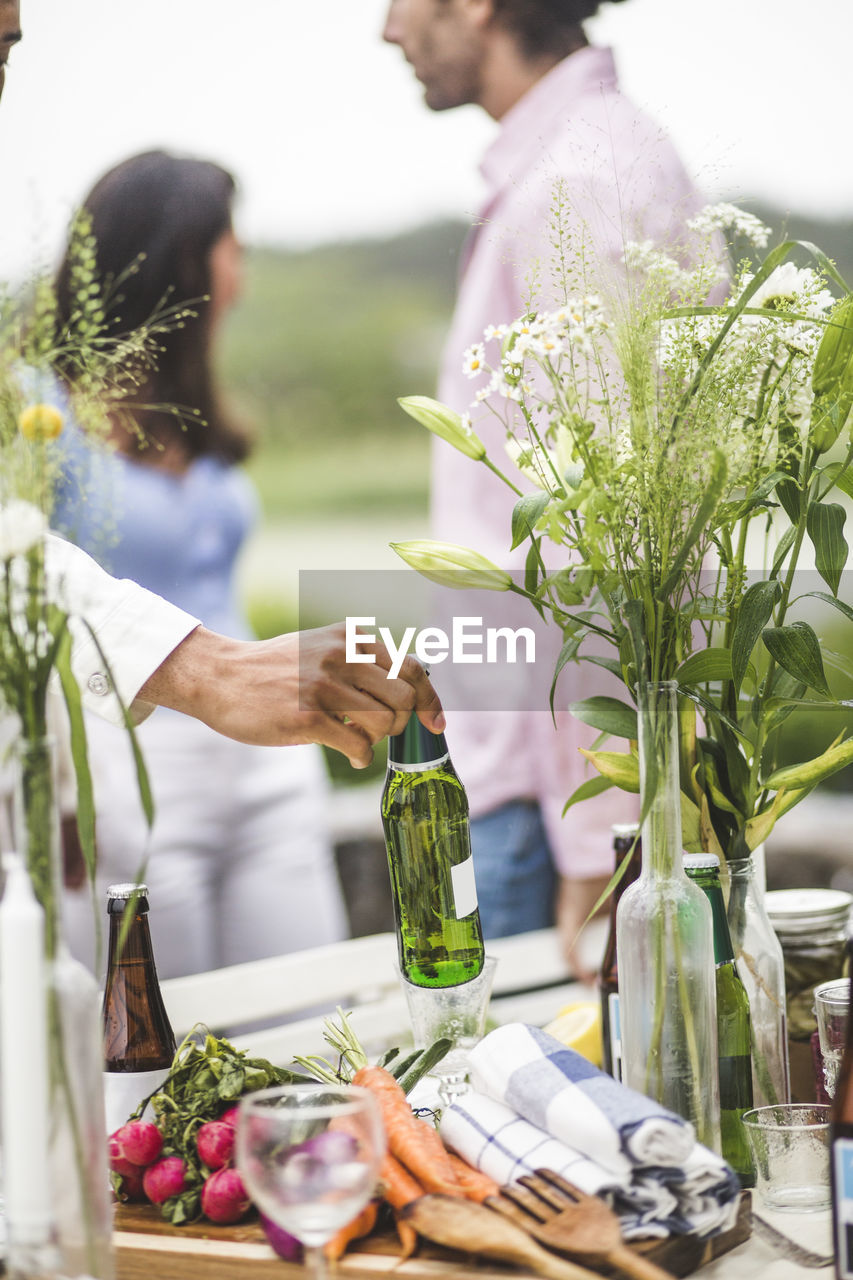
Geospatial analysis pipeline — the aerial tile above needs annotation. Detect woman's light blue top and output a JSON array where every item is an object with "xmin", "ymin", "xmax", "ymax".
[{"xmin": 53, "ymin": 420, "xmax": 259, "ymax": 642}]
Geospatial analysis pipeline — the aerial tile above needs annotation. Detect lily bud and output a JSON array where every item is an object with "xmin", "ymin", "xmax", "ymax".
[
  {"xmin": 18, "ymin": 403, "xmax": 64, "ymax": 442},
  {"xmin": 390, "ymin": 540, "xmax": 512, "ymax": 591},
  {"xmin": 398, "ymin": 396, "xmax": 486, "ymax": 461}
]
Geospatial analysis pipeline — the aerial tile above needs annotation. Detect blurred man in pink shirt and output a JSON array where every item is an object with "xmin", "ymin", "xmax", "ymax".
[{"xmin": 384, "ymin": 0, "xmax": 704, "ymax": 965}]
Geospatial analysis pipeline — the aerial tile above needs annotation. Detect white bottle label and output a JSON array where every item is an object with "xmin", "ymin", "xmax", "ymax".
[
  {"xmin": 834, "ymin": 1138, "xmax": 853, "ymax": 1278},
  {"xmin": 608, "ymin": 992, "xmax": 623, "ymax": 1083},
  {"xmin": 450, "ymin": 856, "xmax": 478, "ymax": 920},
  {"xmin": 103, "ymin": 1067, "xmax": 171, "ymax": 1136}
]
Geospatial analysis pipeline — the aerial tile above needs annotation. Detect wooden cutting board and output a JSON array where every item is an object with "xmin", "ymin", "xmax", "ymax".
[{"xmin": 114, "ymin": 1193, "xmax": 751, "ymax": 1280}]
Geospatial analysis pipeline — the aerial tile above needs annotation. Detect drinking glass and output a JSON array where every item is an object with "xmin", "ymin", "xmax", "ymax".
[
  {"xmin": 236, "ymin": 1084, "xmax": 385, "ymax": 1280},
  {"xmin": 401, "ymin": 955, "xmax": 498, "ymax": 1106},
  {"xmin": 742, "ymin": 1104, "xmax": 830, "ymax": 1212},
  {"xmin": 815, "ymin": 978, "xmax": 849, "ymax": 1099}
]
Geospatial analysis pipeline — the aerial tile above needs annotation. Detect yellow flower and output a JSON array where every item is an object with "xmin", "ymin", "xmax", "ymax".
[{"xmin": 18, "ymin": 404, "xmax": 64, "ymax": 441}]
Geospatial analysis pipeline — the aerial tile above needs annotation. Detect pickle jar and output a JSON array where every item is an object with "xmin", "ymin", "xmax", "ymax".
[{"xmin": 766, "ymin": 888, "xmax": 852, "ymax": 1101}]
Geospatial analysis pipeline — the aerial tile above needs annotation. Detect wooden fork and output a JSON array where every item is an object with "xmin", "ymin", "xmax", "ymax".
[{"xmin": 487, "ymin": 1169, "xmax": 674, "ymax": 1280}]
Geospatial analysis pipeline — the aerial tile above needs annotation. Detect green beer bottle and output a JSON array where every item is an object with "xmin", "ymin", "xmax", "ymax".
[
  {"xmin": 684, "ymin": 854, "xmax": 755, "ymax": 1186},
  {"xmin": 381, "ymin": 712, "xmax": 485, "ymax": 988}
]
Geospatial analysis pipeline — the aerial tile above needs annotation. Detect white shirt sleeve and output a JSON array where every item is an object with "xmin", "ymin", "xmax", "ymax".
[{"xmin": 45, "ymin": 532, "xmax": 200, "ymax": 726}]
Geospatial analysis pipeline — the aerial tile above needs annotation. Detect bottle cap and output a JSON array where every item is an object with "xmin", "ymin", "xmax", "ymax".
[
  {"xmin": 611, "ymin": 823, "xmax": 640, "ymax": 838},
  {"xmin": 387, "ymin": 713, "xmax": 449, "ymax": 769},
  {"xmin": 106, "ymin": 883, "xmax": 150, "ymax": 913},
  {"xmin": 683, "ymin": 853, "xmax": 721, "ymax": 870}
]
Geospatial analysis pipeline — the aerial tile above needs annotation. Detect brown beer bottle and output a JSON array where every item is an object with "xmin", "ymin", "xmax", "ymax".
[
  {"xmin": 830, "ymin": 940, "xmax": 853, "ymax": 1277},
  {"xmin": 102, "ymin": 882, "xmax": 176, "ymax": 1133},
  {"xmin": 599, "ymin": 823, "xmax": 642, "ymax": 1080}
]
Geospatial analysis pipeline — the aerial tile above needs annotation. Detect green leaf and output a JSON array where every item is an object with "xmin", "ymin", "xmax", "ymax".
[
  {"xmin": 806, "ymin": 501, "xmax": 849, "ymax": 596},
  {"xmin": 674, "ymin": 648, "xmax": 733, "ymax": 686},
  {"xmin": 510, "ymin": 492, "xmax": 549, "ymax": 551},
  {"xmin": 763, "ymin": 736, "xmax": 853, "ymax": 792},
  {"xmin": 578, "ymin": 748, "xmax": 640, "ymax": 792},
  {"xmin": 681, "ymin": 791, "xmax": 703, "ymax": 852},
  {"xmin": 549, "ymin": 633, "xmax": 581, "ymax": 720},
  {"xmin": 835, "ymin": 468, "xmax": 853, "ymax": 502},
  {"xmin": 762, "ymin": 620, "xmax": 831, "ymax": 695},
  {"xmin": 569, "ymin": 695, "xmax": 638, "ymax": 739},
  {"xmin": 770, "ymin": 525, "xmax": 798, "ymax": 577},
  {"xmin": 731, "ymin": 580, "xmax": 781, "ymax": 692},
  {"xmin": 803, "ymin": 590, "xmax": 853, "ymax": 625},
  {"xmin": 562, "ymin": 774, "xmax": 613, "ymax": 816},
  {"xmin": 524, "ymin": 539, "xmax": 541, "ymax": 603},
  {"xmin": 657, "ymin": 449, "xmax": 727, "ymax": 599},
  {"xmin": 54, "ymin": 632, "xmax": 96, "ymax": 882},
  {"xmin": 81, "ymin": 618, "xmax": 155, "ymax": 827},
  {"xmin": 581, "ymin": 653, "xmax": 624, "ymax": 679}
]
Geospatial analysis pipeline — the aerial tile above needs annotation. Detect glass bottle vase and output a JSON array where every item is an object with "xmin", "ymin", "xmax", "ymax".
[
  {"xmin": 722, "ymin": 853, "xmax": 790, "ymax": 1106},
  {"xmin": 616, "ymin": 681, "xmax": 721, "ymax": 1150},
  {"xmin": 13, "ymin": 734, "xmax": 115, "ymax": 1280}
]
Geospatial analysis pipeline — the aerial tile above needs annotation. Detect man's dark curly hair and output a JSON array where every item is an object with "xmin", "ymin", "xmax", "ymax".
[{"xmin": 491, "ymin": 0, "xmax": 631, "ymax": 59}]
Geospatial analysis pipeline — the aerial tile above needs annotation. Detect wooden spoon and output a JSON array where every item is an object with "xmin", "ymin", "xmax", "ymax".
[{"xmin": 401, "ymin": 1194, "xmax": 603, "ymax": 1280}]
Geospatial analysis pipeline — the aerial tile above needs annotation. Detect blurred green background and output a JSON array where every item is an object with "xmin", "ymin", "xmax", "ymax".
[{"xmin": 218, "ymin": 210, "xmax": 853, "ymax": 788}]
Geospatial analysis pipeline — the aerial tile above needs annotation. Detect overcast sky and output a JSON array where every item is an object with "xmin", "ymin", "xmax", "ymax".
[{"xmin": 0, "ymin": 0, "xmax": 845, "ymax": 280}]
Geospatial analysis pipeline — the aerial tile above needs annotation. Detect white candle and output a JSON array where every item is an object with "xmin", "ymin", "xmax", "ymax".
[{"xmin": 0, "ymin": 851, "xmax": 52, "ymax": 1246}]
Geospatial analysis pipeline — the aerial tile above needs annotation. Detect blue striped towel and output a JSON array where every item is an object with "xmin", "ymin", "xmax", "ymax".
[
  {"xmin": 467, "ymin": 1022, "xmax": 695, "ymax": 1176},
  {"xmin": 440, "ymin": 1088, "xmax": 740, "ymax": 1239}
]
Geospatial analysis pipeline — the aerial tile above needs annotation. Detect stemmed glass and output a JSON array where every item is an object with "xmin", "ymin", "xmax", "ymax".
[
  {"xmin": 402, "ymin": 955, "xmax": 498, "ymax": 1106},
  {"xmin": 236, "ymin": 1084, "xmax": 385, "ymax": 1280}
]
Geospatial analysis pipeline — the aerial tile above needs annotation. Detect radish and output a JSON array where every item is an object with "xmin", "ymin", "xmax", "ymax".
[
  {"xmin": 114, "ymin": 1165, "xmax": 146, "ymax": 1202},
  {"xmin": 111, "ymin": 1120, "xmax": 163, "ymax": 1167},
  {"xmin": 196, "ymin": 1120, "xmax": 235, "ymax": 1170},
  {"xmin": 201, "ymin": 1167, "xmax": 251, "ymax": 1224},
  {"xmin": 108, "ymin": 1135, "xmax": 140, "ymax": 1179},
  {"xmin": 260, "ymin": 1212, "xmax": 302, "ymax": 1261},
  {"xmin": 143, "ymin": 1156, "xmax": 188, "ymax": 1204},
  {"xmin": 219, "ymin": 1105, "xmax": 239, "ymax": 1128}
]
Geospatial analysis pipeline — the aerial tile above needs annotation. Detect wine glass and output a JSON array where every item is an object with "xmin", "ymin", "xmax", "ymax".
[
  {"xmin": 401, "ymin": 955, "xmax": 498, "ymax": 1106},
  {"xmin": 236, "ymin": 1084, "xmax": 385, "ymax": 1280}
]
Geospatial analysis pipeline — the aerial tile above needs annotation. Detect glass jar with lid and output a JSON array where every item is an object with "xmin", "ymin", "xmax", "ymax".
[{"xmin": 766, "ymin": 888, "xmax": 852, "ymax": 1101}]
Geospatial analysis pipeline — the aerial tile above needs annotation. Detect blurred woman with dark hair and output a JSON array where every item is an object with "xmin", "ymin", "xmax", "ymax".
[{"xmin": 53, "ymin": 149, "xmax": 348, "ymax": 978}]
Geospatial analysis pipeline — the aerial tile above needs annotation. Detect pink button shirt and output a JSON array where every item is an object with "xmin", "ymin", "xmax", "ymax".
[{"xmin": 432, "ymin": 47, "xmax": 703, "ymax": 878}]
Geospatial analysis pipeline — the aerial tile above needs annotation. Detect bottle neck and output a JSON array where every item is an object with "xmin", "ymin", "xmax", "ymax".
[
  {"xmin": 690, "ymin": 875, "xmax": 736, "ymax": 965},
  {"xmin": 610, "ymin": 836, "xmax": 643, "ymax": 912},
  {"xmin": 106, "ymin": 908, "xmax": 157, "ymax": 968},
  {"xmin": 387, "ymin": 715, "xmax": 450, "ymax": 770}
]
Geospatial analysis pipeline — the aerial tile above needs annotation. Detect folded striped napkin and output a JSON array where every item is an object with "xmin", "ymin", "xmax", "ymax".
[
  {"xmin": 442, "ymin": 1023, "xmax": 740, "ymax": 1239},
  {"xmin": 467, "ymin": 1022, "xmax": 695, "ymax": 1176}
]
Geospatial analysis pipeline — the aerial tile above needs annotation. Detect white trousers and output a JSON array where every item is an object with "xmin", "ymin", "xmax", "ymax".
[{"xmin": 62, "ymin": 707, "xmax": 348, "ymax": 979}]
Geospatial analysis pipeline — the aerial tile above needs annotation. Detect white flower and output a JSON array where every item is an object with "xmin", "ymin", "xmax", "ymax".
[
  {"xmin": 687, "ymin": 202, "xmax": 771, "ymax": 249},
  {"xmin": 747, "ymin": 263, "xmax": 828, "ymax": 313},
  {"xmin": 462, "ymin": 343, "xmax": 486, "ymax": 379},
  {"xmin": 0, "ymin": 501, "xmax": 48, "ymax": 559},
  {"xmin": 484, "ymin": 324, "xmax": 508, "ymax": 342}
]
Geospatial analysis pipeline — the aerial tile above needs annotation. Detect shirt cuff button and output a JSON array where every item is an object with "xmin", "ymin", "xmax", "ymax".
[{"xmin": 87, "ymin": 673, "xmax": 111, "ymax": 697}]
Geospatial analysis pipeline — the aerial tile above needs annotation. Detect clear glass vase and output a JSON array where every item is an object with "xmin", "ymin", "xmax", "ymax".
[
  {"xmin": 616, "ymin": 681, "xmax": 721, "ymax": 1150},
  {"xmin": 721, "ymin": 853, "xmax": 790, "ymax": 1107},
  {"xmin": 13, "ymin": 734, "xmax": 115, "ymax": 1280}
]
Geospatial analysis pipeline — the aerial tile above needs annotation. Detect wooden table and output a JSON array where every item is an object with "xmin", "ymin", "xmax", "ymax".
[{"xmin": 114, "ymin": 1197, "xmax": 833, "ymax": 1280}]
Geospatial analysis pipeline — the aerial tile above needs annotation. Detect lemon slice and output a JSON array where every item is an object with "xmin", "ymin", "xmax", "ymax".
[{"xmin": 543, "ymin": 1001, "xmax": 603, "ymax": 1067}]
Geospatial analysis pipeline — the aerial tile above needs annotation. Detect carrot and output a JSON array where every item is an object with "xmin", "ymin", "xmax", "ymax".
[
  {"xmin": 446, "ymin": 1153, "xmax": 500, "ymax": 1203},
  {"xmin": 322, "ymin": 1200, "xmax": 379, "ymax": 1262},
  {"xmin": 380, "ymin": 1152, "xmax": 425, "ymax": 1209},
  {"xmin": 352, "ymin": 1065, "xmax": 463, "ymax": 1196}
]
